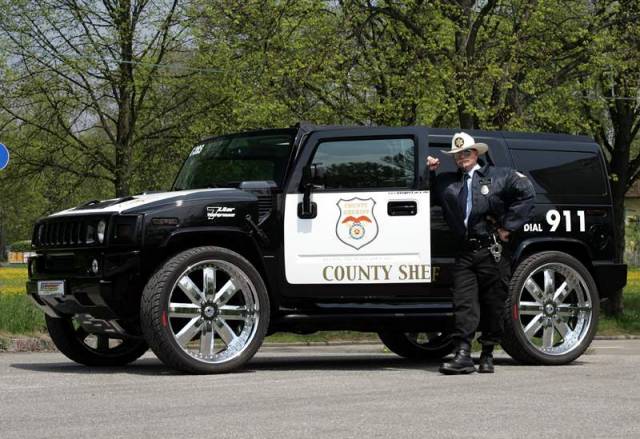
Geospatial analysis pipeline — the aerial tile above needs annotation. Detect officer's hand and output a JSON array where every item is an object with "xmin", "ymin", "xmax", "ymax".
[
  {"xmin": 497, "ymin": 228, "xmax": 510, "ymax": 242},
  {"xmin": 427, "ymin": 156, "xmax": 440, "ymax": 171}
]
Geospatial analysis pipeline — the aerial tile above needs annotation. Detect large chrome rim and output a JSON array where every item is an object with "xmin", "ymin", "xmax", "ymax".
[
  {"xmin": 517, "ymin": 263, "xmax": 593, "ymax": 356},
  {"xmin": 167, "ymin": 260, "xmax": 259, "ymax": 364}
]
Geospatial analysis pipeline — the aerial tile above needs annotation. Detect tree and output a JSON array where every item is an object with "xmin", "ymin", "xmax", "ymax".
[
  {"xmin": 577, "ymin": 0, "xmax": 640, "ymax": 315},
  {"xmin": 0, "ymin": 0, "xmax": 194, "ymax": 197}
]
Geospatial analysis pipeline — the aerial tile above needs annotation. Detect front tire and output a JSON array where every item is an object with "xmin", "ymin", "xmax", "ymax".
[
  {"xmin": 45, "ymin": 315, "xmax": 148, "ymax": 366},
  {"xmin": 502, "ymin": 251, "xmax": 599, "ymax": 365},
  {"xmin": 378, "ymin": 331, "xmax": 454, "ymax": 360},
  {"xmin": 141, "ymin": 246, "xmax": 270, "ymax": 374}
]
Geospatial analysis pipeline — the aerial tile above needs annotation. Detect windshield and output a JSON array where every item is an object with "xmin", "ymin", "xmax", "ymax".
[{"xmin": 173, "ymin": 131, "xmax": 295, "ymax": 190}]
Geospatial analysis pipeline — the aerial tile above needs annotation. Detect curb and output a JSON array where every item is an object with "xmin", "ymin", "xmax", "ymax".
[
  {"xmin": 0, "ymin": 336, "xmax": 56, "ymax": 353},
  {"xmin": 594, "ymin": 335, "xmax": 640, "ymax": 340}
]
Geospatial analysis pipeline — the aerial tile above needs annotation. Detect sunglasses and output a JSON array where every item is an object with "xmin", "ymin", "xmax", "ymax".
[{"xmin": 453, "ymin": 149, "xmax": 474, "ymax": 159}]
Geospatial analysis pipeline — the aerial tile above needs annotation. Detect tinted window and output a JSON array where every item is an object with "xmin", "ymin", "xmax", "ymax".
[
  {"xmin": 310, "ymin": 138, "xmax": 415, "ymax": 189},
  {"xmin": 511, "ymin": 149, "xmax": 606, "ymax": 195}
]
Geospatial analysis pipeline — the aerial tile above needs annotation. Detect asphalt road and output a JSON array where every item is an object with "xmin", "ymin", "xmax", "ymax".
[{"xmin": 1, "ymin": 340, "xmax": 639, "ymax": 439}]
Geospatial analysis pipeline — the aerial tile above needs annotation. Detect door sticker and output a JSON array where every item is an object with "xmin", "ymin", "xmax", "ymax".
[{"xmin": 336, "ymin": 197, "xmax": 379, "ymax": 250}]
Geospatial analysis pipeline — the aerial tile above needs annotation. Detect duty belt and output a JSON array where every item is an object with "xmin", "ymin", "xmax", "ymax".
[{"xmin": 463, "ymin": 235, "xmax": 494, "ymax": 250}]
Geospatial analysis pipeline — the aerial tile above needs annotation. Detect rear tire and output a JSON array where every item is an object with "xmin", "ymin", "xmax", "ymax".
[
  {"xmin": 378, "ymin": 331, "xmax": 454, "ymax": 360},
  {"xmin": 46, "ymin": 315, "xmax": 148, "ymax": 366},
  {"xmin": 502, "ymin": 251, "xmax": 599, "ymax": 365},
  {"xmin": 141, "ymin": 246, "xmax": 270, "ymax": 374}
]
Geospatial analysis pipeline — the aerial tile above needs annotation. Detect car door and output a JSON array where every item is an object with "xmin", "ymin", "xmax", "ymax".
[{"xmin": 282, "ymin": 127, "xmax": 432, "ymax": 291}]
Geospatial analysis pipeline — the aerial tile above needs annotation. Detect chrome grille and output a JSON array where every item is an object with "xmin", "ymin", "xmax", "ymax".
[{"xmin": 34, "ymin": 217, "xmax": 104, "ymax": 248}]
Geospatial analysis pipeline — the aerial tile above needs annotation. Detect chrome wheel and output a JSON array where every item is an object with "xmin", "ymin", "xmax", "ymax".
[
  {"xmin": 167, "ymin": 260, "xmax": 259, "ymax": 364},
  {"xmin": 517, "ymin": 262, "xmax": 593, "ymax": 356}
]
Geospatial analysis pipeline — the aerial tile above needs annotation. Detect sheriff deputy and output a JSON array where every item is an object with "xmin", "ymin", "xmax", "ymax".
[{"xmin": 427, "ymin": 132, "xmax": 535, "ymax": 374}]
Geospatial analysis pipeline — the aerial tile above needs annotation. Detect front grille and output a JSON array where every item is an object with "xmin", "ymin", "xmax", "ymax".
[{"xmin": 33, "ymin": 217, "xmax": 105, "ymax": 248}]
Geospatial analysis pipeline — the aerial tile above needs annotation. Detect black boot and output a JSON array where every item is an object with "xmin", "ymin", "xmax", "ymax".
[
  {"xmin": 439, "ymin": 342, "xmax": 476, "ymax": 375},
  {"xmin": 478, "ymin": 345, "xmax": 494, "ymax": 374}
]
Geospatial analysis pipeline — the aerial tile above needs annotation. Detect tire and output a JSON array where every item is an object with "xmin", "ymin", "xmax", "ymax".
[
  {"xmin": 140, "ymin": 246, "xmax": 270, "ymax": 374},
  {"xmin": 378, "ymin": 331, "xmax": 455, "ymax": 360},
  {"xmin": 502, "ymin": 251, "xmax": 599, "ymax": 365},
  {"xmin": 45, "ymin": 315, "xmax": 148, "ymax": 366}
]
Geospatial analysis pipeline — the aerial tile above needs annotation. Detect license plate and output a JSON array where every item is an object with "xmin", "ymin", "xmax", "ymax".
[{"xmin": 37, "ymin": 280, "xmax": 65, "ymax": 297}]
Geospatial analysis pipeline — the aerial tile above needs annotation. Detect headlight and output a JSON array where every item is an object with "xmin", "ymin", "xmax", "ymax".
[
  {"xmin": 112, "ymin": 216, "xmax": 139, "ymax": 245},
  {"xmin": 97, "ymin": 220, "xmax": 106, "ymax": 243}
]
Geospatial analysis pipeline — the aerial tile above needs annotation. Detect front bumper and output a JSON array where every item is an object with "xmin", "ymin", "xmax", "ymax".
[{"xmin": 27, "ymin": 250, "xmax": 141, "ymax": 320}]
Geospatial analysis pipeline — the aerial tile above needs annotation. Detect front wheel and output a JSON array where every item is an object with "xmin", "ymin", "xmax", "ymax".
[
  {"xmin": 502, "ymin": 251, "xmax": 599, "ymax": 365},
  {"xmin": 46, "ymin": 315, "xmax": 148, "ymax": 366},
  {"xmin": 141, "ymin": 246, "xmax": 270, "ymax": 374},
  {"xmin": 378, "ymin": 331, "xmax": 454, "ymax": 360}
]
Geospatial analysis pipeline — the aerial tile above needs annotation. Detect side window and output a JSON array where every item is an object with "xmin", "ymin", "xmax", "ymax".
[
  {"xmin": 511, "ymin": 149, "xmax": 607, "ymax": 196},
  {"xmin": 310, "ymin": 138, "xmax": 415, "ymax": 189}
]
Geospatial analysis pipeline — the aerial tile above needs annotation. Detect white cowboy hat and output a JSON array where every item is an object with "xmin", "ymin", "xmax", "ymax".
[{"xmin": 442, "ymin": 132, "xmax": 488, "ymax": 155}]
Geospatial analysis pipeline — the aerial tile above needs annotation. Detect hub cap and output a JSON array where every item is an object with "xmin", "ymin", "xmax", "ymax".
[
  {"xmin": 167, "ymin": 260, "xmax": 259, "ymax": 364},
  {"xmin": 517, "ymin": 263, "xmax": 593, "ymax": 355}
]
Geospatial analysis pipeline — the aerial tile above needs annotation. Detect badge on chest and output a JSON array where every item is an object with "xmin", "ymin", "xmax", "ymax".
[{"xmin": 479, "ymin": 177, "xmax": 492, "ymax": 195}]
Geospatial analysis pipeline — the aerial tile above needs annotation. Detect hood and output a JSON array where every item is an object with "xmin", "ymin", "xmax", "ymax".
[{"xmin": 49, "ymin": 188, "xmax": 243, "ymax": 217}]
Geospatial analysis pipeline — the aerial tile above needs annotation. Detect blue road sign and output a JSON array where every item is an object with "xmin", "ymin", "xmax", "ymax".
[{"xmin": 0, "ymin": 143, "xmax": 8, "ymax": 169}]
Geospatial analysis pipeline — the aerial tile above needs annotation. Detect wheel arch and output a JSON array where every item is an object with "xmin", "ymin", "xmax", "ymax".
[{"xmin": 513, "ymin": 238, "xmax": 593, "ymax": 271}]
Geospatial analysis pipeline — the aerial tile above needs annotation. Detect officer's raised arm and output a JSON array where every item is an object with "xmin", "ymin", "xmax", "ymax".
[{"xmin": 501, "ymin": 170, "xmax": 536, "ymax": 234}]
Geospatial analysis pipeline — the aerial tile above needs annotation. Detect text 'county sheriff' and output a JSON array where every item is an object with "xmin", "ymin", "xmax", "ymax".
[{"xmin": 322, "ymin": 264, "xmax": 431, "ymax": 282}]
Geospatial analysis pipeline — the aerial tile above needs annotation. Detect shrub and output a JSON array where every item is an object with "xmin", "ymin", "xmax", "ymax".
[{"xmin": 9, "ymin": 241, "xmax": 32, "ymax": 252}]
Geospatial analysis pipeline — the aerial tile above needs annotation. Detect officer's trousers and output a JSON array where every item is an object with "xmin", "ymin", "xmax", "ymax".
[{"xmin": 451, "ymin": 247, "xmax": 511, "ymax": 347}]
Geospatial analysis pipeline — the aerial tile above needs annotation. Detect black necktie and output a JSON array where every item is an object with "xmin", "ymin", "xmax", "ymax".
[{"xmin": 458, "ymin": 173, "xmax": 470, "ymax": 219}]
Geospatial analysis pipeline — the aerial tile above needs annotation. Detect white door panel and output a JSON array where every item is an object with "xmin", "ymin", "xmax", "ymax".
[{"xmin": 284, "ymin": 191, "xmax": 431, "ymax": 284}]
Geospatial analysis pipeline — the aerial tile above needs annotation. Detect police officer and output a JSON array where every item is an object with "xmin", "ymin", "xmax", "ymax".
[{"xmin": 427, "ymin": 132, "xmax": 535, "ymax": 374}]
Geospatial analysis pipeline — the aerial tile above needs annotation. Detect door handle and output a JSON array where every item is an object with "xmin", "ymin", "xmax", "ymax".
[{"xmin": 387, "ymin": 201, "xmax": 417, "ymax": 216}]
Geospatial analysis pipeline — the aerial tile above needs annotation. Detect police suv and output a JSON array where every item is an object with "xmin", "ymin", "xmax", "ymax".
[{"xmin": 27, "ymin": 124, "xmax": 627, "ymax": 373}]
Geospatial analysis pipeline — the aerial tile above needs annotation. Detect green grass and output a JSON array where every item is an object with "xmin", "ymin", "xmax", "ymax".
[{"xmin": 2, "ymin": 264, "xmax": 640, "ymax": 339}]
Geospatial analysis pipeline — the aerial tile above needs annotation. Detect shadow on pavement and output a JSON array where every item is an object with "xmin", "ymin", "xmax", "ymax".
[{"xmin": 8, "ymin": 352, "xmax": 552, "ymax": 375}]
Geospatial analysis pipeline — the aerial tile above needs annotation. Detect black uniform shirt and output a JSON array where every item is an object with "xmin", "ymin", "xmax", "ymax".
[{"xmin": 431, "ymin": 161, "xmax": 536, "ymax": 241}]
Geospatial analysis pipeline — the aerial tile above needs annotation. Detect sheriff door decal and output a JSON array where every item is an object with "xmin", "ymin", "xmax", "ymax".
[{"xmin": 336, "ymin": 197, "xmax": 379, "ymax": 250}]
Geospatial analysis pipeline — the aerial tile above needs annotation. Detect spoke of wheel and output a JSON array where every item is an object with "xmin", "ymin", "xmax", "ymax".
[
  {"xmin": 203, "ymin": 267, "xmax": 216, "ymax": 299},
  {"xmin": 553, "ymin": 276, "xmax": 576, "ymax": 304},
  {"xmin": 557, "ymin": 304, "xmax": 590, "ymax": 318},
  {"xmin": 543, "ymin": 269, "xmax": 555, "ymax": 299},
  {"xmin": 218, "ymin": 305, "xmax": 250, "ymax": 320},
  {"xmin": 169, "ymin": 303, "xmax": 201, "ymax": 318},
  {"xmin": 524, "ymin": 314, "xmax": 544, "ymax": 340},
  {"xmin": 75, "ymin": 326, "xmax": 89, "ymax": 343},
  {"xmin": 213, "ymin": 317, "xmax": 238, "ymax": 346},
  {"xmin": 553, "ymin": 319, "xmax": 571, "ymax": 340},
  {"xmin": 178, "ymin": 276, "xmax": 204, "ymax": 305},
  {"xmin": 214, "ymin": 279, "xmax": 239, "ymax": 305},
  {"xmin": 542, "ymin": 325, "xmax": 554, "ymax": 348},
  {"xmin": 97, "ymin": 335, "xmax": 109, "ymax": 351},
  {"xmin": 525, "ymin": 278, "xmax": 545, "ymax": 303},
  {"xmin": 200, "ymin": 322, "xmax": 215, "ymax": 357},
  {"xmin": 175, "ymin": 317, "xmax": 204, "ymax": 347},
  {"xmin": 519, "ymin": 301, "xmax": 544, "ymax": 316}
]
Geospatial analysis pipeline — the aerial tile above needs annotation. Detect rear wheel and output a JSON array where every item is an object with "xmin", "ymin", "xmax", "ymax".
[
  {"xmin": 378, "ymin": 331, "xmax": 454, "ymax": 360},
  {"xmin": 141, "ymin": 246, "xmax": 270, "ymax": 374},
  {"xmin": 45, "ymin": 315, "xmax": 148, "ymax": 366},
  {"xmin": 502, "ymin": 251, "xmax": 599, "ymax": 365}
]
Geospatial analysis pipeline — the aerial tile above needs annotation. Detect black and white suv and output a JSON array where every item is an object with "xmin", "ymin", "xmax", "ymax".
[{"xmin": 27, "ymin": 124, "xmax": 627, "ymax": 373}]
